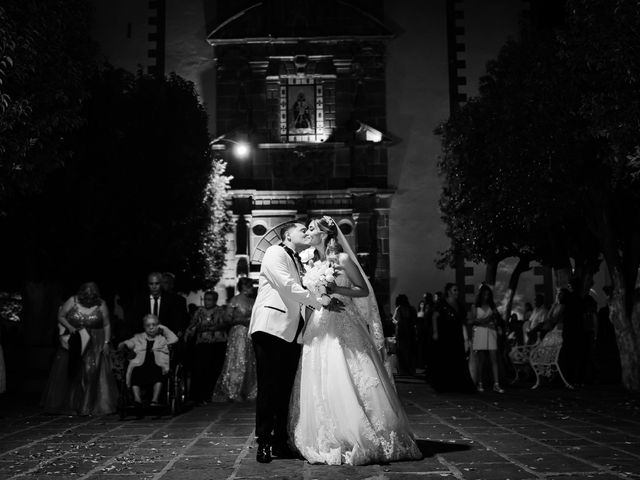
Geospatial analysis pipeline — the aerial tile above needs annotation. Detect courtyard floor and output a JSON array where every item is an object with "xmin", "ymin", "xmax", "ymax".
[{"xmin": 1, "ymin": 377, "xmax": 640, "ymax": 479}]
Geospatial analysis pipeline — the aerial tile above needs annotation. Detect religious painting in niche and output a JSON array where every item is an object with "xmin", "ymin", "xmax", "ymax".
[
  {"xmin": 280, "ymin": 77, "xmax": 324, "ymax": 143},
  {"xmin": 290, "ymin": 86, "xmax": 314, "ymax": 131}
]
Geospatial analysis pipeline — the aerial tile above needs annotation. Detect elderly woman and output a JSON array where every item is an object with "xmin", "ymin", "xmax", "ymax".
[
  {"xmin": 118, "ymin": 314, "xmax": 178, "ymax": 408},
  {"xmin": 42, "ymin": 282, "xmax": 118, "ymax": 415}
]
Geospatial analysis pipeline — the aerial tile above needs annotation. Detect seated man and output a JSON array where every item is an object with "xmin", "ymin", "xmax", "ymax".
[{"xmin": 118, "ymin": 314, "xmax": 178, "ymax": 411}]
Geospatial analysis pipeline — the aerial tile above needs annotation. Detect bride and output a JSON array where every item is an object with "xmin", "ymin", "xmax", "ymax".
[{"xmin": 289, "ymin": 216, "xmax": 422, "ymax": 465}]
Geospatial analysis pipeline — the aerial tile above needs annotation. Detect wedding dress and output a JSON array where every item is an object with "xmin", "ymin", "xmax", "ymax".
[{"xmin": 289, "ymin": 258, "xmax": 421, "ymax": 465}]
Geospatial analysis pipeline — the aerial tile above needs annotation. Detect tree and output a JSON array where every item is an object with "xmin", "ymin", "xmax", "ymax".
[
  {"xmin": 438, "ymin": 0, "xmax": 640, "ymax": 390},
  {"xmin": 0, "ymin": 0, "xmax": 96, "ymax": 216},
  {"xmin": 2, "ymin": 68, "xmax": 232, "ymax": 295},
  {"xmin": 437, "ymin": 20, "xmax": 600, "ymax": 319}
]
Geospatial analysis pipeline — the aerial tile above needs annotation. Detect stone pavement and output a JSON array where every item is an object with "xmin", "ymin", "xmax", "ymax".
[{"xmin": 1, "ymin": 378, "xmax": 640, "ymax": 479}]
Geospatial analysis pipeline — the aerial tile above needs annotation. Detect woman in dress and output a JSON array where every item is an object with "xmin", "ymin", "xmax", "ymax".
[
  {"xmin": 469, "ymin": 284, "xmax": 504, "ymax": 393},
  {"xmin": 289, "ymin": 216, "xmax": 421, "ymax": 466},
  {"xmin": 42, "ymin": 282, "xmax": 118, "ymax": 415},
  {"xmin": 184, "ymin": 290, "xmax": 228, "ymax": 404},
  {"xmin": 429, "ymin": 283, "xmax": 477, "ymax": 394},
  {"xmin": 212, "ymin": 277, "xmax": 257, "ymax": 402}
]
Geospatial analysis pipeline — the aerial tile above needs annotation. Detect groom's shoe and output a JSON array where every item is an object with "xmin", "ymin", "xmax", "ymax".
[
  {"xmin": 256, "ymin": 443, "xmax": 272, "ymax": 463},
  {"xmin": 272, "ymin": 443, "xmax": 299, "ymax": 459}
]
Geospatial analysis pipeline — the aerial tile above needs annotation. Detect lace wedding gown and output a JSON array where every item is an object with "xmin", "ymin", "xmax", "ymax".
[{"xmin": 289, "ymin": 265, "xmax": 421, "ymax": 465}]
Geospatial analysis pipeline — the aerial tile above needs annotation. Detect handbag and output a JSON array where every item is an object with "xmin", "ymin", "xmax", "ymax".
[{"xmin": 58, "ymin": 323, "xmax": 90, "ymax": 353}]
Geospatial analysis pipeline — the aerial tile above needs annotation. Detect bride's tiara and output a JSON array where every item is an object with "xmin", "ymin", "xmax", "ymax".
[{"xmin": 321, "ymin": 215, "xmax": 335, "ymax": 226}]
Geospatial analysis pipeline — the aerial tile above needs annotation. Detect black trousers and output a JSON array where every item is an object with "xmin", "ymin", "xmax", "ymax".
[{"xmin": 252, "ymin": 331, "xmax": 301, "ymax": 446}]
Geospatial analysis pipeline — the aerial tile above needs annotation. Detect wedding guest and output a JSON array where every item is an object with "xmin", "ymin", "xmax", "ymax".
[
  {"xmin": 540, "ymin": 288, "xmax": 569, "ymax": 335},
  {"xmin": 129, "ymin": 272, "xmax": 188, "ymax": 336},
  {"xmin": 469, "ymin": 284, "xmax": 504, "ymax": 393},
  {"xmin": 429, "ymin": 283, "xmax": 476, "ymax": 393},
  {"xmin": 212, "ymin": 278, "xmax": 257, "ymax": 402},
  {"xmin": 582, "ymin": 295, "xmax": 599, "ymax": 384},
  {"xmin": 524, "ymin": 294, "xmax": 548, "ymax": 344},
  {"xmin": 118, "ymin": 314, "xmax": 178, "ymax": 413},
  {"xmin": 561, "ymin": 279, "xmax": 587, "ymax": 385},
  {"xmin": 161, "ymin": 272, "xmax": 189, "ymax": 337},
  {"xmin": 508, "ymin": 312, "xmax": 525, "ymax": 346},
  {"xmin": 416, "ymin": 294, "xmax": 432, "ymax": 371},
  {"xmin": 185, "ymin": 291, "xmax": 228, "ymax": 404},
  {"xmin": 420, "ymin": 293, "xmax": 436, "ymax": 380},
  {"xmin": 42, "ymin": 282, "xmax": 118, "ymax": 415},
  {"xmin": 595, "ymin": 286, "xmax": 621, "ymax": 383},
  {"xmin": 393, "ymin": 294, "xmax": 417, "ymax": 375}
]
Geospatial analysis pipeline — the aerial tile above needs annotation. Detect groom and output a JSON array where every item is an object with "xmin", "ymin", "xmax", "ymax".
[{"xmin": 250, "ymin": 222, "xmax": 343, "ymax": 463}]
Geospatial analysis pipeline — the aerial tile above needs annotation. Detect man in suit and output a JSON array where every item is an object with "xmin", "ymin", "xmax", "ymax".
[
  {"xmin": 250, "ymin": 222, "xmax": 343, "ymax": 463},
  {"xmin": 129, "ymin": 272, "xmax": 188, "ymax": 336}
]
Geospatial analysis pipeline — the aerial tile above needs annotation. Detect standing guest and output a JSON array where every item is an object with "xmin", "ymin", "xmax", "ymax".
[
  {"xmin": 118, "ymin": 314, "xmax": 178, "ymax": 413},
  {"xmin": 524, "ymin": 294, "xmax": 548, "ymax": 344},
  {"xmin": 42, "ymin": 282, "xmax": 118, "ymax": 415},
  {"xmin": 561, "ymin": 279, "xmax": 587, "ymax": 385},
  {"xmin": 421, "ymin": 293, "xmax": 436, "ymax": 381},
  {"xmin": 185, "ymin": 291, "xmax": 228, "ymax": 404},
  {"xmin": 508, "ymin": 312, "xmax": 525, "ymax": 346},
  {"xmin": 429, "ymin": 283, "xmax": 476, "ymax": 393},
  {"xmin": 129, "ymin": 272, "xmax": 188, "ymax": 336},
  {"xmin": 536, "ymin": 288, "xmax": 568, "ymax": 337},
  {"xmin": 469, "ymin": 284, "xmax": 504, "ymax": 393},
  {"xmin": 393, "ymin": 294, "xmax": 417, "ymax": 375},
  {"xmin": 161, "ymin": 272, "xmax": 189, "ymax": 337},
  {"xmin": 415, "ymin": 296, "xmax": 428, "ymax": 371},
  {"xmin": 582, "ymin": 295, "xmax": 599, "ymax": 384},
  {"xmin": 595, "ymin": 286, "xmax": 621, "ymax": 383},
  {"xmin": 212, "ymin": 278, "xmax": 257, "ymax": 402}
]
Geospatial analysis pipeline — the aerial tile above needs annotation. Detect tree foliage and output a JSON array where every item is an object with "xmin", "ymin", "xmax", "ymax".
[
  {"xmin": 438, "ymin": 0, "xmax": 640, "ymax": 389},
  {"xmin": 1, "ymin": 68, "xmax": 232, "ymax": 294},
  {"xmin": 0, "ymin": 0, "xmax": 96, "ymax": 215}
]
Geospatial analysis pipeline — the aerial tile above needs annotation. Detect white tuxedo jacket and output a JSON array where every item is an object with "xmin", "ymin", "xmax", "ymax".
[{"xmin": 249, "ymin": 244, "xmax": 322, "ymax": 342}]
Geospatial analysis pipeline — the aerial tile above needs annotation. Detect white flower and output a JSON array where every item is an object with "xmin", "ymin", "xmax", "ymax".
[
  {"xmin": 325, "ymin": 274, "xmax": 335, "ymax": 283},
  {"xmin": 325, "ymin": 267, "xmax": 335, "ymax": 276},
  {"xmin": 320, "ymin": 296, "xmax": 331, "ymax": 306},
  {"xmin": 318, "ymin": 285, "xmax": 327, "ymax": 295}
]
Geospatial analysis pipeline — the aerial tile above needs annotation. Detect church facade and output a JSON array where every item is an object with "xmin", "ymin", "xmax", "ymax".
[{"xmin": 208, "ymin": 1, "xmax": 395, "ymax": 306}]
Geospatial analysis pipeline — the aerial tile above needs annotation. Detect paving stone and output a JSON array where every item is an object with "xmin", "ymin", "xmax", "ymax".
[
  {"xmin": 3, "ymin": 382, "xmax": 640, "ymax": 478},
  {"xmin": 453, "ymin": 462, "xmax": 533, "ymax": 479}
]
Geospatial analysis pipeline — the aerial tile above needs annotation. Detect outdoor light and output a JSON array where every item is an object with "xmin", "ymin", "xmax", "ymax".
[
  {"xmin": 232, "ymin": 141, "xmax": 250, "ymax": 159},
  {"xmin": 209, "ymin": 134, "xmax": 251, "ymax": 160}
]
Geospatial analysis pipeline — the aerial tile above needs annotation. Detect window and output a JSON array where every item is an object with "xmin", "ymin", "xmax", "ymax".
[{"xmin": 280, "ymin": 76, "xmax": 325, "ymax": 143}]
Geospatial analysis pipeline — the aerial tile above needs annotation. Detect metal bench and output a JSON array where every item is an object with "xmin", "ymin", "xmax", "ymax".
[
  {"xmin": 508, "ymin": 342, "xmax": 538, "ymax": 384},
  {"xmin": 529, "ymin": 328, "xmax": 573, "ymax": 389}
]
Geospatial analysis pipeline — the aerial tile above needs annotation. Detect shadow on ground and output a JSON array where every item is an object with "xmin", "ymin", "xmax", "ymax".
[{"xmin": 415, "ymin": 438, "xmax": 472, "ymax": 458}]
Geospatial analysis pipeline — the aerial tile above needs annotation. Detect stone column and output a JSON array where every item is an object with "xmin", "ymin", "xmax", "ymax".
[{"xmin": 374, "ymin": 207, "xmax": 391, "ymax": 311}]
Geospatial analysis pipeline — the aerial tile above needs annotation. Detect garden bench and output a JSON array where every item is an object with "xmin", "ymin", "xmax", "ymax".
[{"xmin": 529, "ymin": 328, "xmax": 573, "ymax": 389}]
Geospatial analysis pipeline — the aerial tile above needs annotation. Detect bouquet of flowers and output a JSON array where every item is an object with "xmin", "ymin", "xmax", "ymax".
[
  {"xmin": 302, "ymin": 261, "xmax": 339, "ymax": 306},
  {"xmin": 0, "ymin": 292, "xmax": 22, "ymax": 322}
]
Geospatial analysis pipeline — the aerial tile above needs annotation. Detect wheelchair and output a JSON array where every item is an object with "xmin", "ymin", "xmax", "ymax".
[{"xmin": 115, "ymin": 344, "xmax": 186, "ymax": 419}]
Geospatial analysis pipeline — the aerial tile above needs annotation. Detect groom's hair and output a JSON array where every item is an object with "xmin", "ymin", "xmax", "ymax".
[{"xmin": 279, "ymin": 222, "xmax": 298, "ymax": 241}]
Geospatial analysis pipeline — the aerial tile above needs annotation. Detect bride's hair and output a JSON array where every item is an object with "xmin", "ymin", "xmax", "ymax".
[{"xmin": 310, "ymin": 216, "xmax": 343, "ymax": 261}]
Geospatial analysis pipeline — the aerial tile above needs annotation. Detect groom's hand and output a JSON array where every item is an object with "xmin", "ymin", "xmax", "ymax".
[{"xmin": 325, "ymin": 297, "xmax": 345, "ymax": 312}]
